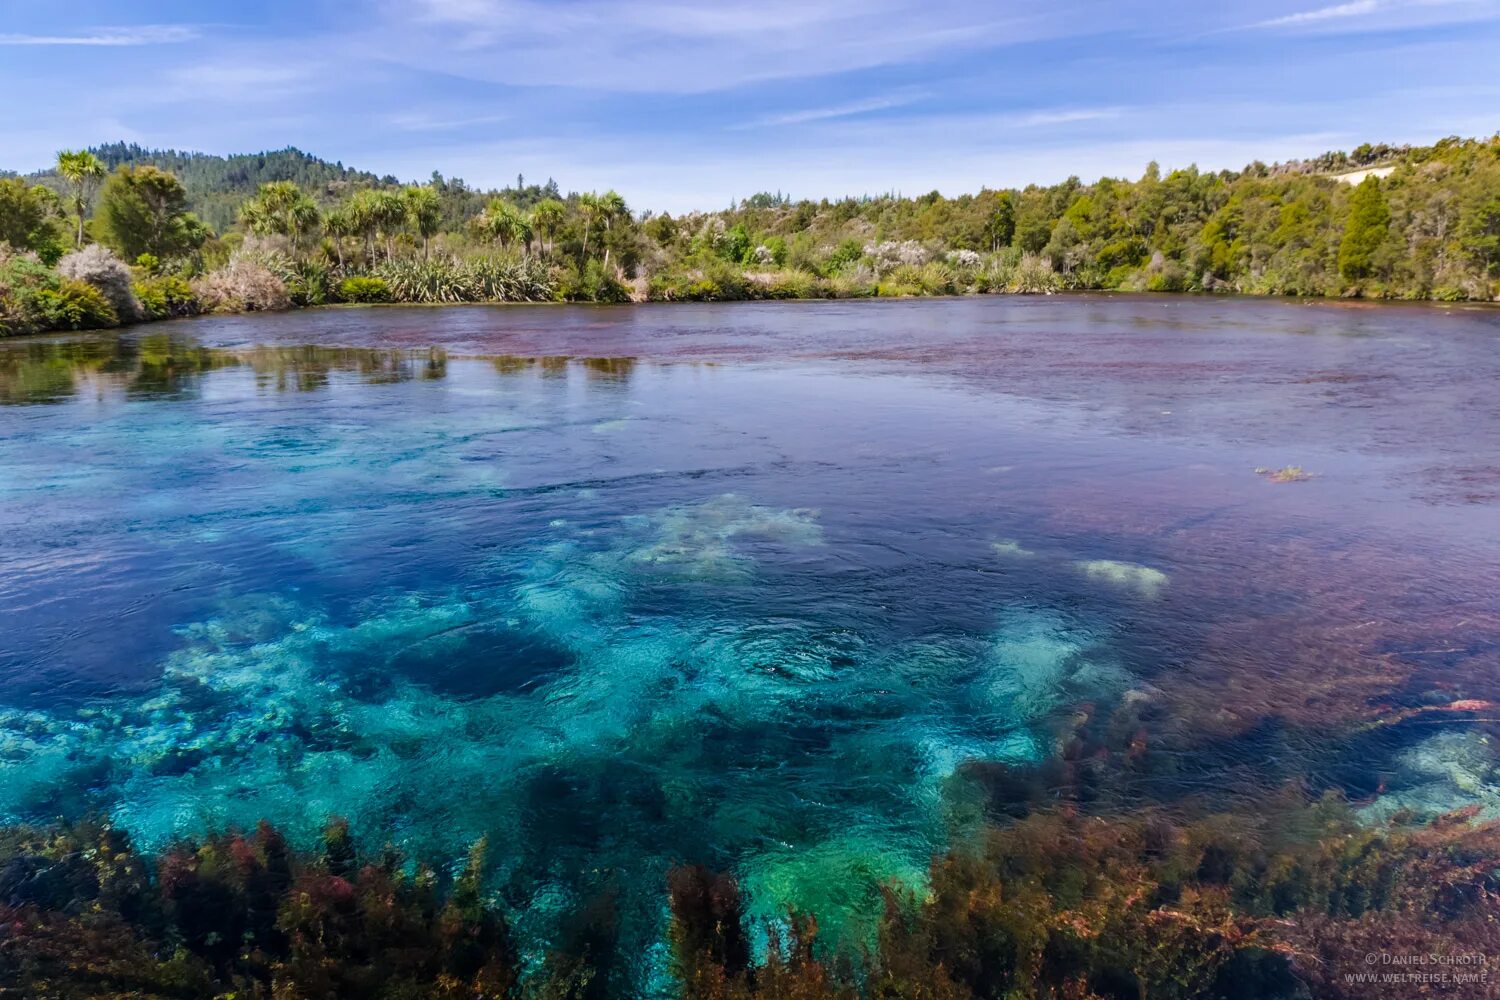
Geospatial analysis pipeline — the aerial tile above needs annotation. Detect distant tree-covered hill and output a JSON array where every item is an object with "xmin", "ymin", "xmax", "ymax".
[
  {"xmin": 25, "ymin": 143, "xmax": 563, "ymax": 234},
  {"xmin": 27, "ymin": 144, "xmax": 404, "ymax": 232}
]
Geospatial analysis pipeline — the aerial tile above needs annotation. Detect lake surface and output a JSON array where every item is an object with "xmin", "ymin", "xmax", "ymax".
[{"xmin": 2, "ymin": 295, "xmax": 1498, "ymax": 981}]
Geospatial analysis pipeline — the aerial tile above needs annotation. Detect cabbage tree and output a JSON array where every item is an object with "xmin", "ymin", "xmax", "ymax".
[
  {"xmin": 56, "ymin": 150, "xmax": 106, "ymax": 248},
  {"xmin": 239, "ymin": 181, "xmax": 321, "ymax": 255}
]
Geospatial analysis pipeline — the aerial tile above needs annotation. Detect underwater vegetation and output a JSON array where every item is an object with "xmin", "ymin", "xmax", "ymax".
[
  {"xmin": 3, "ymin": 794, "xmax": 1497, "ymax": 999},
  {"xmin": 0, "ymin": 817, "xmax": 521, "ymax": 998}
]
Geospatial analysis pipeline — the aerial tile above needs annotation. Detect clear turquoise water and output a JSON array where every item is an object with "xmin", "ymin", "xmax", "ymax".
[{"xmin": 2, "ymin": 297, "xmax": 1498, "ymax": 984}]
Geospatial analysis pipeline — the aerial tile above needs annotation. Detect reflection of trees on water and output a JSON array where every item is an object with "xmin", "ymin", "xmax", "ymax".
[
  {"xmin": 2, "ymin": 335, "xmax": 699, "ymax": 404},
  {"xmin": 0, "ymin": 335, "xmax": 453, "ymax": 404},
  {"xmin": 0, "ymin": 334, "xmax": 238, "ymax": 405},
  {"xmin": 490, "ymin": 355, "xmax": 639, "ymax": 384},
  {"xmin": 245, "ymin": 345, "xmax": 449, "ymax": 392}
]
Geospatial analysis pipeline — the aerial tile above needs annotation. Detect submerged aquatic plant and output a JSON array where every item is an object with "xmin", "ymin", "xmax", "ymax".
[
  {"xmin": 662, "ymin": 798, "xmax": 1500, "ymax": 1000},
  {"xmin": 0, "ymin": 818, "xmax": 523, "ymax": 999}
]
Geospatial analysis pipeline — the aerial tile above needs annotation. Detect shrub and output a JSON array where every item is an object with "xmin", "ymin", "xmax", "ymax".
[
  {"xmin": 865, "ymin": 239, "xmax": 929, "ymax": 273},
  {"xmin": 572, "ymin": 259, "xmax": 630, "ymax": 302},
  {"xmin": 947, "ymin": 249, "xmax": 983, "ymax": 270},
  {"xmin": 0, "ymin": 245, "xmax": 65, "ymax": 335},
  {"xmin": 755, "ymin": 269, "xmax": 819, "ymax": 299},
  {"xmin": 57, "ymin": 244, "xmax": 141, "ymax": 322},
  {"xmin": 375, "ymin": 257, "xmax": 477, "ymax": 303},
  {"xmin": 918, "ymin": 261, "xmax": 959, "ymax": 294},
  {"xmin": 817, "ymin": 238, "xmax": 865, "ymax": 277},
  {"xmin": 469, "ymin": 255, "xmax": 554, "ymax": 301},
  {"xmin": 337, "ymin": 276, "xmax": 392, "ymax": 303},
  {"xmin": 192, "ymin": 255, "xmax": 291, "ymax": 312},
  {"xmin": 647, "ymin": 259, "xmax": 751, "ymax": 301},
  {"xmin": 38, "ymin": 278, "xmax": 119, "ymax": 329},
  {"xmin": 1008, "ymin": 253, "xmax": 1061, "ymax": 294},
  {"xmin": 133, "ymin": 275, "xmax": 200, "ymax": 320},
  {"xmin": 285, "ymin": 259, "xmax": 335, "ymax": 306}
]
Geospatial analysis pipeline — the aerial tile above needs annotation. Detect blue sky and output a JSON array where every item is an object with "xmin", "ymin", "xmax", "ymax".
[{"xmin": 3, "ymin": 0, "xmax": 1499, "ymax": 212}]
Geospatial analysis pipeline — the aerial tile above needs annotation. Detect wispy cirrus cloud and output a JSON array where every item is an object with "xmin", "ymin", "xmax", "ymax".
[
  {"xmin": 1253, "ymin": 0, "xmax": 1380, "ymax": 27},
  {"xmin": 1241, "ymin": 0, "xmax": 1496, "ymax": 30},
  {"xmin": 1011, "ymin": 107, "xmax": 1122, "ymax": 126},
  {"xmin": 0, "ymin": 25, "xmax": 198, "ymax": 46},
  {"xmin": 735, "ymin": 93, "xmax": 928, "ymax": 129},
  {"xmin": 380, "ymin": 0, "xmax": 1044, "ymax": 93}
]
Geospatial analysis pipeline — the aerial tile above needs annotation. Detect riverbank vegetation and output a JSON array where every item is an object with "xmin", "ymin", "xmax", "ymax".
[
  {"xmin": 2, "ymin": 135, "xmax": 1498, "ymax": 336},
  {"xmin": 2, "ymin": 794, "xmax": 1495, "ymax": 998}
]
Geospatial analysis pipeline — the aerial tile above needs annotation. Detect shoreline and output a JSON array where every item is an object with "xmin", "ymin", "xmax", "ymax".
[{"xmin": 8, "ymin": 286, "xmax": 1498, "ymax": 345}]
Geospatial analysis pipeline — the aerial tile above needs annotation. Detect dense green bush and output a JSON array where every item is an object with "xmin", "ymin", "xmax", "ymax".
[
  {"xmin": 285, "ymin": 258, "xmax": 336, "ymax": 306},
  {"xmin": 0, "ymin": 179, "xmax": 68, "ymax": 264},
  {"xmin": 0, "ymin": 248, "xmax": 63, "ymax": 336},
  {"xmin": 38, "ymin": 278, "xmax": 119, "ymax": 329},
  {"xmin": 0, "ymin": 249, "xmax": 120, "ymax": 333},
  {"xmin": 133, "ymin": 274, "xmax": 200, "ymax": 320},
  {"xmin": 375, "ymin": 256, "xmax": 476, "ymax": 303},
  {"xmin": 337, "ymin": 275, "xmax": 392, "ymax": 303},
  {"xmin": 555, "ymin": 258, "xmax": 629, "ymax": 302}
]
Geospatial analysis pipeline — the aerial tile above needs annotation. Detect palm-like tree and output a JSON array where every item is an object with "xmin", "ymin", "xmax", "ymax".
[
  {"xmin": 577, "ymin": 191, "xmax": 602, "ymax": 260},
  {"xmin": 530, "ymin": 198, "xmax": 565, "ymax": 257},
  {"xmin": 404, "ymin": 185, "xmax": 443, "ymax": 259},
  {"xmin": 239, "ymin": 181, "xmax": 322, "ymax": 255},
  {"xmin": 324, "ymin": 205, "xmax": 356, "ymax": 268},
  {"xmin": 351, "ymin": 189, "xmax": 408, "ymax": 260},
  {"xmin": 598, "ymin": 189, "xmax": 628, "ymax": 270},
  {"xmin": 56, "ymin": 150, "xmax": 106, "ymax": 248},
  {"xmin": 478, "ymin": 198, "xmax": 531, "ymax": 251}
]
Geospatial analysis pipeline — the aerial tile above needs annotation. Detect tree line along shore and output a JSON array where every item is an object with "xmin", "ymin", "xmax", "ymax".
[{"xmin": 2, "ymin": 135, "xmax": 1498, "ymax": 337}]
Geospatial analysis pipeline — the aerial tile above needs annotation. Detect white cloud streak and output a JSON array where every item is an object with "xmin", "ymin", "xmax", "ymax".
[
  {"xmin": 736, "ymin": 93, "xmax": 927, "ymax": 129},
  {"xmin": 0, "ymin": 25, "xmax": 199, "ymax": 46},
  {"xmin": 376, "ymin": 0, "xmax": 1046, "ymax": 93},
  {"xmin": 1253, "ymin": 0, "xmax": 1380, "ymax": 27}
]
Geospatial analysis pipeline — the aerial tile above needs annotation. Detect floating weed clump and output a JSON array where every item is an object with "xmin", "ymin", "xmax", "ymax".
[{"xmin": 1255, "ymin": 465, "xmax": 1314, "ymax": 483}]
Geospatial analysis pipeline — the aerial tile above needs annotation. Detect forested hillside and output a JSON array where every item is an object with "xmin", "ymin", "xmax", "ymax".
[
  {"xmin": 3, "ymin": 134, "xmax": 1498, "ymax": 338},
  {"xmin": 23, "ymin": 144, "xmax": 563, "ymax": 234},
  {"xmin": 24, "ymin": 145, "xmax": 395, "ymax": 232},
  {"xmin": 665, "ymin": 134, "xmax": 1499, "ymax": 302}
]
